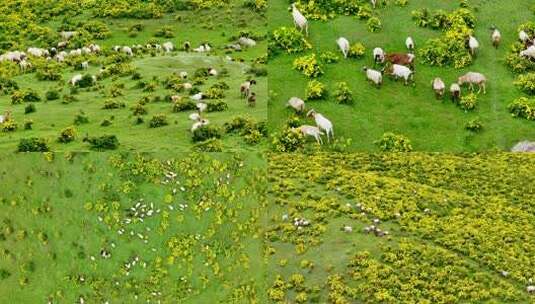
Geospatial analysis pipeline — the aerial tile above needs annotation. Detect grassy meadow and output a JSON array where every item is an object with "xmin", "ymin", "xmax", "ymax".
[
  {"xmin": 0, "ymin": 1, "xmax": 267, "ymax": 152},
  {"xmin": 268, "ymin": 0, "xmax": 535, "ymax": 151}
]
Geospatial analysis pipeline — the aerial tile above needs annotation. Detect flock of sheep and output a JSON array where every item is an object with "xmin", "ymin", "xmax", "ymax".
[{"xmin": 285, "ymin": 3, "xmax": 535, "ymax": 145}]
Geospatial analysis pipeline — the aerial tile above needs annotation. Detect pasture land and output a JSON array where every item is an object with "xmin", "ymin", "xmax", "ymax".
[
  {"xmin": 266, "ymin": 153, "xmax": 535, "ymax": 303},
  {"xmin": 0, "ymin": 0, "xmax": 267, "ymax": 152},
  {"xmin": 268, "ymin": 0, "xmax": 535, "ymax": 152},
  {"xmin": 0, "ymin": 152, "xmax": 267, "ymax": 303}
]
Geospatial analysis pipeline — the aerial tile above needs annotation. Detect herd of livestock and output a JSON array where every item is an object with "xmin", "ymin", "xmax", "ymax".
[{"xmin": 287, "ymin": 3, "xmax": 535, "ymax": 145}]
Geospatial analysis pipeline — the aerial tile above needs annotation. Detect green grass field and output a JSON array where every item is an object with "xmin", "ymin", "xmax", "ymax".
[
  {"xmin": 0, "ymin": 152, "xmax": 267, "ymax": 303},
  {"xmin": 266, "ymin": 153, "xmax": 535, "ymax": 303},
  {"xmin": 0, "ymin": 2, "xmax": 267, "ymax": 152},
  {"xmin": 268, "ymin": 0, "xmax": 535, "ymax": 152}
]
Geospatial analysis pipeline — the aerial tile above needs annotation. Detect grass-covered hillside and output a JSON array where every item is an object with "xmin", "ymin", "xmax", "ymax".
[
  {"xmin": 266, "ymin": 153, "xmax": 535, "ymax": 303},
  {"xmin": 269, "ymin": 0, "xmax": 535, "ymax": 152},
  {"xmin": 0, "ymin": 152, "xmax": 267, "ymax": 303},
  {"xmin": 0, "ymin": 0, "xmax": 267, "ymax": 152}
]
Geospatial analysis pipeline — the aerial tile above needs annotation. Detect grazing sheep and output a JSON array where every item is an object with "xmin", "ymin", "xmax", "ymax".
[
  {"xmin": 519, "ymin": 30, "xmax": 530, "ymax": 43},
  {"xmin": 343, "ymin": 226, "xmax": 353, "ymax": 233},
  {"xmin": 491, "ymin": 27, "xmax": 501, "ymax": 48},
  {"xmin": 70, "ymin": 74, "xmax": 83, "ymax": 86},
  {"xmin": 450, "ymin": 83, "xmax": 461, "ymax": 102},
  {"xmin": 208, "ymin": 68, "xmax": 217, "ymax": 76},
  {"xmin": 240, "ymin": 80, "xmax": 257, "ymax": 98},
  {"xmin": 432, "ymin": 77, "xmax": 446, "ymax": 99},
  {"xmin": 122, "ymin": 46, "xmax": 133, "ymax": 56},
  {"xmin": 55, "ymin": 54, "xmax": 65, "ymax": 62},
  {"xmin": 363, "ymin": 66, "xmax": 382, "ymax": 87},
  {"xmin": 307, "ymin": 109, "xmax": 334, "ymax": 143},
  {"xmin": 193, "ymin": 43, "xmax": 211, "ymax": 53},
  {"xmin": 197, "ymin": 102, "xmax": 207, "ymax": 113},
  {"xmin": 0, "ymin": 51, "xmax": 26, "ymax": 62},
  {"xmin": 89, "ymin": 44, "xmax": 101, "ymax": 53},
  {"xmin": 183, "ymin": 83, "xmax": 192, "ymax": 90},
  {"xmin": 458, "ymin": 72, "xmax": 486, "ymax": 94},
  {"xmin": 60, "ymin": 31, "xmax": 76, "ymax": 40},
  {"xmin": 373, "ymin": 47, "xmax": 385, "ymax": 64},
  {"xmin": 527, "ymin": 285, "xmax": 535, "ymax": 293},
  {"xmin": 406, "ymin": 36, "xmax": 415, "ymax": 51},
  {"xmin": 385, "ymin": 53, "xmax": 415, "ymax": 67},
  {"xmin": 189, "ymin": 113, "xmax": 201, "ymax": 122},
  {"xmin": 27, "ymin": 47, "xmax": 47, "ymax": 57},
  {"xmin": 57, "ymin": 41, "xmax": 68, "ymax": 49},
  {"xmin": 291, "ymin": 3, "xmax": 308, "ymax": 36},
  {"xmin": 191, "ymin": 119, "xmax": 210, "ymax": 132},
  {"xmin": 81, "ymin": 47, "xmax": 91, "ymax": 55},
  {"xmin": 81, "ymin": 61, "xmax": 89, "ymax": 70},
  {"xmin": 190, "ymin": 92, "xmax": 205, "ymax": 101},
  {"xmin": 179, "ymin": 71, "xmax": 188, "ymax": 79},
  {"xmin": 19, "ymin": 60, "xmax": 31, "ymax": 72},
  {"xmin": 468, "ymin": 35, "xmax": 479, "ymax": 56},
  {"xmin": 511, "ymin": 141, "xmax": 535, "ymax": 152},
  {"xmin": 238, "ymin": 37, "xmax": 256, "ymax": 47},
  {"xmin": 248, "ymin": 92, "xmax": 256, "ymax": 107},
  {"xmin": 183, "ymin": 41, "xmax": 191, "ymax": 52},
  {"xmin": 386, "ymin": 64, "xmax": 413, "ymax": 85},
  {"xmin": 336, "ymin": 37, "xmax": 350, "ymax": 58},
  {"xmin": 69, "ymin": 49, "xmax": 82, "ymax": 57},
  {"xmin": 520, "ymin": 45, "xmax": 535, "ymax": 60},
  {"xmin": 287, "ymin": 97, "xmax": 305, "ymax": 112},
  {"xmin": 292, "ymin": 125, "xmax": 323, "ymax": 144},
  {"xmin": 163, "ymin": 42, "xmax": 174, "ymax": 53},
  {"xmin": 171, "ymin": 95, "xmax": 181, "ymax": 102},
  {"xmin": 0, "ymin": 111, "xmax": 11, "ymax": 124}
]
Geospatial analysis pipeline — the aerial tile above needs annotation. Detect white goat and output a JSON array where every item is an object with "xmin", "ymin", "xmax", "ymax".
[
  {"xmin": 287, "ymin": 97, "xmax": 305, "ymax": 112},
  {"xmin": 179, "ymin": 71, "xmax": 188, "ymax": 79},
  {"xmin": 336, "ymin": 37, "xmax": 350, "ymax": 58},
  {"xmin": 163, "ymin": 42, "xmax": 174, "ymax": 53},
  {"xmin": 388, "ymin": 64, "xmax": 413, "ymax": 85},
  {"xmin": 81, "ymin": 61, "xmax": 89, "ymax": 70},
  {"xmin": 519, "ymin": 30, "xmax": 530, "ymax": 43},
  {"xmin": 238, "ymin": 37, "xmax": 256, "ymax": 47},
  {"xmin": 363, "ymin": 66, "xmax": 382, "ymax": 87},
  {"xmin": 291, "ymin": 3, "xmax": 308, "ymax": 36},
  {"xmin": 70, "ymin": 74, "xmax": 83, "ymax": 86},
  {"xmin": 373, "ymin": 47, "xmax": 385, "ymax": 63},
  {"xmin": 450, "ymin": 83, "xmax": 461, "ymax": 102},
  {"xmin": 307, "ymin": 109, "xmax": 333, "ymax": 143},
  {"xmin": 293, "ymin": 125, "xmax": 323, "ymax": 144},
  {"xmin": 19, "ymin": 60, "xmax": 31, "ymax": 72},
  {"xmin": 520, "ymin": 45, "xmax": 535, "ymax": 59},
  {"xmin": 458, "ymin": 72, "xmax": 486, "ymax": 94},
  {"xmin": 406, "ymin": 37, "xmax": 415, "ymax": 51},
  {"xmin": 432, "ymin": 77, "xmax": 445, "ymax": 99},
  {"xmin": 491, "ymin": 28, "xmax": 501, "ymax": 48},
  {"xmin": 468, "ymin": 35, "xmax": 479, "ymax": 56}
]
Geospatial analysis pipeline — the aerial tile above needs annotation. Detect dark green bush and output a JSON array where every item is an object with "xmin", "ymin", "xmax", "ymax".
[
  {"xmin": 375, "ymin": 133, "xmax": 413, "ymax": 152},
  {"xmin": 192, "ymin": 138, "xmax": 224, "ymax": 152},
  {"xmin": 11, "ymin": 89, "xmax": 41, "ymax": 104},
  {"xmin": 45, "ymin": 90, "xmax": 60, "ymax": 101},
  {"xmin": 206, "ymin": 100, "xmax": 229, "ymax": 112},
  {"xmin": 172, "ymin": 99, "xmax": 196, "ymax": 112},
  {"xmin": 508, "ymin": 97, "xmax": 535, "ymax": 120},
  {"xmin": 192, "ymin": 125, "xmax": 223, "ymax": 142},
  {"xmin": 271, "ymin": 128, "xmax": 305, "ymax": 152},
  {"xmin": 58, "ymin": 126, "xmax": 76, "ymax": 143},
  {"xmin": 148, "ymin": 114, "xmax": 168, "ymax": 128},
  {"xmin": 24, "ymin": 104, "xmax": 36, "ymax": 114},
  {"xmin": 18, "ymin": 137, "xmax": 50, "ymax": 152}
]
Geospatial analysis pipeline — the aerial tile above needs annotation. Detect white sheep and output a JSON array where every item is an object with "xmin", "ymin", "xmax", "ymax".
[
  {"xmin": 406, "ymin": 36, "xmax": 415, "ymax": 51},
  {"xmin": 343, "ymin": 226, "xmax": 353, "ymax": 233},
  {"xmin": 190, "ymin": 92, "xmax": 204, "ymax": 101},
  {"xmin": 458, "ymin": 72, "xmax": 486, "ymax": 94},
  {"xmin": 491, "ymin": 28, "xmax": 501, "ymax": 48},
  {"xmin": 519, "ymin": 30, "xmax": 530, "ymax": 43},
  {"xmin": 511, "ymin": 141, "xmax": 535, "ymax": 152},
  {"xmin": 89, "ymin": 44, "xmax": 101, "ymax": 53},
  {"xmin": 81, "ymin": 61, "xmax": 89, "ymax": 70},
  {"xmin": 179, "ymin": 71, "xmax": 188, "ymax": 79},
  {"xmin": 287, "ymin": 97, "xmax": 305, "ymax": 112},
  {"xmin": 70, "ymin": 74, "xmax": 83, "ymax": 86},
  {"xmin": 81, "ymin": 47, "xmax": 91, "ymax": 55},
  {"xmin": 0, "ymin": 111, "xmax": 11, "ymax": 124},
  {"xmin": 27, "ymin": 47, "xmax": 47, "ymax": 57},
  {"xmin": 291, "ymin": 3, "xmax": 308, "ymax": 36},
  {"xmin": 307, "ymin": 109, "xmax": 333, "ymax": 143},
  {"xmin": 240, "ymin": 80, "xmax": 257, "ymax": 98},
  {"xmin": 363, "ymin": 66, "xmax": 382, "ymax": 87},
  {"xmin": 19, "ymin": 60, "xmax": 31, "ymax": 72},
  {"xmin": 60, "ymin": 31, "xmax": 76, "ymax": 40},
  {"xmin": 373, "ymin": 47, "xmax": 385, "ymax": 64},
  {"xmin": 238, "ymin": 37, "xmax": 256, "ymax": 47},
  {"xmin": 450, "ymin": 83, "xmax": 461, "ymax": 102},
  {"xmin": 432, "ymin": 77, "xmax": 445, "ymax": 99},
  {"xmin": 183, "ymin": 83, "xmax": 192, "ymax": 90},
  {"xmin": 520, "ymin": 45, "xmax": 535, "ymax": 60},
  {"xmin": 69, "ymin": 49, "xmax": 82, "ymax": 57},
  {"xmin": 388, "ymin": 64, "xmax": 413, "ymax": 85},
  {"xmin": 336, "ymin": 37, "xmax": 350, "ymax": 58},
  {"xmin": 292, "ymin": 125, "xmax": 323, "ymax": 144},
  {"xmin": 196, "ymin": 102, "xmax": 207, "ymax": 113},
  {"xmin": 468, "ymin": 35, "xmax": 479, "ymax": 56},
  {"xmin": 163, "ymin": 42, "xmax": 174, "ymax": 53},
  {"xmin": 191, "ymin": 119, "xmax": 209, "ymax": 132},
  {"xmin": 193, "ymin": 43, "xmax": 211, "ymax": 53},
  {"xmin": 527, "ymin": 285, "xmax": 535, "ymax": 293},
  {"xmin": 122, "ymin": 46, "xmax": 133, "ymax": 56},
  {"xmin": 208, "ymin": 68, "xmax": 217, "ymax": 76}
]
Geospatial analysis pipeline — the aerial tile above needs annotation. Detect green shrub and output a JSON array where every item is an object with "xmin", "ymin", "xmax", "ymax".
[
  {"xmin": 18, "ymin": 137, "xmax": 50, "ymax": 152},
  {"xmin": 320, "ymin": 51, "xmax": 340, "ymax": 64},
  {"xmin": 243, "ymin": 0, "xmax": 267, "ymax": 12},
  {"xmin": 24, "ymin": 104, "xmax": 36, "ymax": 114},
  {"xmin": 514, "ymin": 73, "xmax": 535, "ymax": 95},
  {"xmin": 102, "ymin": 99, "xmax": 126, "ymax": 109},
  {"xmin": 58, "ymin": 126, "xmax": 76, "ymax": 143},
  {"xmin": 458, "ymin": 93, "xmax": 478, "ymax": 111},
  {"xmin": 84, "ymin": 135, "xmax": 119, "ymax": 151},
  {"xmin": 375, "ymin": 132, "xmax": 413, "ymax": 152},
  {"xmin": 76, "ymin": 74, "xmax": 95, "ymax": 88},
  {"xmin": 270, "ymin": 27, "xmax": 311, "ymax": 55},
  {"xmin": 205, "ymin": 87, "xmax": 225, "ymax": 99},
  {"xmin": 24, "ymin": 119, "xmax": 33, "ymax": 130},
  {"xmin": 35, "ymin": 61, "xmax": 62, "ymax": 81},
  {"xmin": 508, "ymin": 97, "xmax": 535, "ymax": 120},
  {"xmin": 131, "ymin": 103, "xmax": 148, "ymax": 115},
  {"xmin": 45, "ymin": 90, "xmax": 60, "ymax": 101},
  {"xmin": 293, "ymin": 54, "xmax": 323, "ymax": 78},
  {"xmin": 154, "ymin": 25, "xmax": 175, "ymax": 38},
  {"xmin": 306, "ymin": 80, "xmax": 327, "ymax": 100},
  {"xmin": 506, "ymin": 52, "xmax": 535, "ymax": 74},
  {"xmin": 192, "ymin": 138, "xmax": 224, "ymax": 152},
  {"xmin": 367, "ymin": 17, "xmax": 382, "ymax": 32},
  {"xmin": 395, "ymin": 0, "xmax": 409, "ymax": 6},
  {"xmin": 247, "ymin": 66, "xmax": 267, "ymax": 77},
  {"xmin": 0, "ymin": 77, "xmax": 19, "ymax": 94},
  {"xmin": 465, "ymin": 118, "xmax": 483, "ymax": 132},
  {"xmin": 100, "ymin": 119, "xmax": 112, "ymax": 127},
  {"xmin": 192, "ymin": 125, "xmax": 223, "ymax": 142},
  {"xmin": 224, "ymin": 116, "xmax": 253, "ymax": 133},
  {"xmin": 74, "ymin": 111, "xmax": 89, "ymax": 125},
  {"xmin": 172, "ymin": 99, "xmax": 196, "ymax": 112},
  {"xmin": 81, "ymin": 20, "xmax": 111, "ymax": 40},
  {"xmin": 206, "ymin": 100, "xmax": 229, "ymax": 112},
  {"xmin": 148, "ymin": 114, "xmax": 168, "ymax": 128},
  {"xmin": 348, "ymin": 43, "xmax": 366, "ymax": 59},
  {"xmin": 244, "ymin": 129, "xmax": 262, "ymax": 145},
  {"xmin": 272, "ymin": 128, "xmax": 305, "ymax": 152},
  {"xmin": 11, "ymin": 89, "xmax": 41, "ymax": 104},
  {"xmin": 1, "ymin": 120, "xmax": 17, "ymax": 132},
  {"xmin": 334, "ymin": 82, "xmax": 354, "ymax": 105}
]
